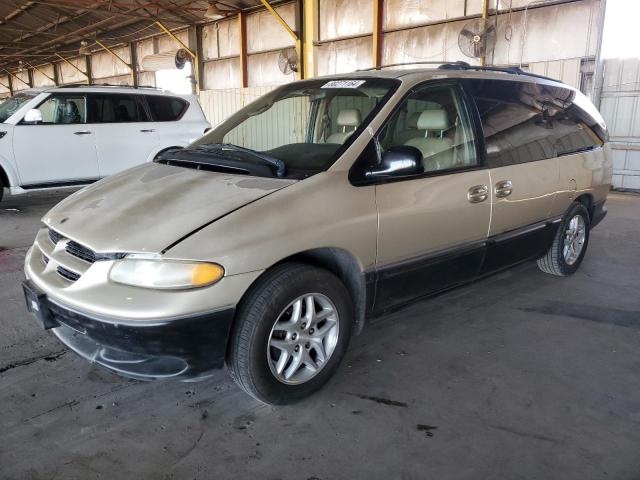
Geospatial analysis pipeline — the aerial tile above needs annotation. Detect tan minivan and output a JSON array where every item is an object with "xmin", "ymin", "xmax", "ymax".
[{"xmin": 23, "ymin": 63, "xmax": 611, "ymax": 404}]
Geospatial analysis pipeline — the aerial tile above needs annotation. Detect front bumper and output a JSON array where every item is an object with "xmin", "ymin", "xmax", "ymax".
[{"xmin": 23, "ymin": 280, "xmax": 235, "ymax": 381}]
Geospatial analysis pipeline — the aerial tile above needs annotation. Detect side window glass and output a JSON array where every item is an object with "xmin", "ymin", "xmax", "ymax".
[
  {"xmin": 35, "ymin": 95, "xmax": 86, "ymax": 124},
  {"xmin": 467, "ymin": 80, "xmax": 596, "ymax": 166},
  {"xmin": 88, "ymin": 94, "xmax": 148, "ymax": 123},
  {"xmin": 553, "ymin": 103, "xmax": 603, "ymax": 156},
  {"xmin": 113, "ymin": 95, "xmax": 147, "ymax": 122},
  {"xmin": 147, "ymin": 96, "xmax": 187, "ymax": 121},
  {"xmin": 379, "ymin": 84, "xmax": 478, "ymax": 173}
]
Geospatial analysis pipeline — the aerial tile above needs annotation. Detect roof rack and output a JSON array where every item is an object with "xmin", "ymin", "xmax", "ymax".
[
  {"xmin": 55, "ymin": 83, "xmax": 161, "ymax": 90},
  {"xmin": 437, "ymin": 61, "xmax": 562, "ymax": 83},
  {"xmin": 358, "ymin": 61, "xmax": 447, "ymax": 71},
  {"xmin": 358, "ymin": 60, "xmax": 562, "ymax": 84}
]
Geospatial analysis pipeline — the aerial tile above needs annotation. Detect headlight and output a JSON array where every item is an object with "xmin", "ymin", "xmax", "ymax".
[{"xmin": 109, "ymin": 258, "xmax": 224, "ymax": 289}]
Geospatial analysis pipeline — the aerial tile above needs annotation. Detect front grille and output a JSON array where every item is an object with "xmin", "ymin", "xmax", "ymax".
[
  {"xmin": 56, "ymin": 266, "xmax": 81, "ymax": 282},
  {"xmin": 65, "ymin": 240, "xmax": 126, "ymax": 264},
  {"xmin": 49, "ymin": 229, "xmax": 65, "ymax": 245},
  {"xmin": 41, "ymin": 253, "xmax": 50, "ymax": 266},
  {"xmin": 65, "ymin": 240, "xmax": 97, "ymax": 263}
]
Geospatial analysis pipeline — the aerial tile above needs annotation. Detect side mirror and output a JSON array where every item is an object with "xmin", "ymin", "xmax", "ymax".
[
  {"xmin": 365, "ymin": 145, "xmax": 424, "ymax": 179},
  {"xmin": 23, "ymin": 108, "xmax": 43, "ymax": 124}
]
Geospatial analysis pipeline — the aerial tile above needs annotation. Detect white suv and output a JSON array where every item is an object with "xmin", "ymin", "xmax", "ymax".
[{"xmin": 0, "ymin": 85, "xmax": 210, "ymax": 201}]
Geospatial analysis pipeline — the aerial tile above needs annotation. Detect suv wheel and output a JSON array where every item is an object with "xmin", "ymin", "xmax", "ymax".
[
  {"xmin": 537, "ymin": 201, "xmax": 590, "ymax": 276},
  {"xmin": 227, "ymin": 262, "xmax": 353, "ymax": 404},
  {"xmin": 0, "ymin": 176, "xmax": 4, "ymax": 202}
]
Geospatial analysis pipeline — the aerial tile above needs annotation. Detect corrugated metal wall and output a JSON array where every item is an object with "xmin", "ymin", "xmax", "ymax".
[
  {"xmin": 600, "ymin": 58, "xmax": 640, "ymax": 190},
  {"xmin": 199, "ymin": 85, "xmax": 277, "ymax": 127},
  {"xmin": 200, "ymin": 0, "xmax": 602, "ymax": 127}
]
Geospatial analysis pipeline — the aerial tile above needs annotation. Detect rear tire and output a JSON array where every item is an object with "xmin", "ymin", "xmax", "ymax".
[
  {"xmin": 0, "ymin": 176, "xmax": 4, "ymax": 203},
  {"xmin": 537, "ymin": 202, "xmax": 590, "ymax": 276},
  {"xmin": 227, "ymin": 262, "xmax": 353, "ymax": 405}
]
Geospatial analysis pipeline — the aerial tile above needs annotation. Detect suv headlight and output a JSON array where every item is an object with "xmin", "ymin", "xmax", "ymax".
[{"xmin": 109, "ymin": 257, "xmax": 224, "ymax": 289}]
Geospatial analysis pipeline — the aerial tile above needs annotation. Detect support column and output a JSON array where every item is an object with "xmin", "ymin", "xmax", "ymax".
[
  {"xmin": 239, "ymin": 12, "xmax": 249, "ymax": 88},
  {"xmin": 372, "ymin": 0, "xmax": 384, "ymax": 68},
  {"xmin": 302, "ymin": 0, "xmax": 318, "ymax": 79},
  {"xmin": 195, "ymin": 25, "xmax": 206, "ymax": 90},
  {"xmin": 85, "ymin": 55, "xmax": 93, "ymax": 84},
  {"xmin": 129, "ymin": 42, "xmax": 139, "ymax": 87},
  {"xmin": 480, "ymin": 0, "xmax": 489, "ymax": 66},
  {"xmin": 53, "ymin": 62, "xmax": 60, "ymax": 86}
]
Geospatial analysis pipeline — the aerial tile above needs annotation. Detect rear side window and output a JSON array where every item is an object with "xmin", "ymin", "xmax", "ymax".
[
  {"xmin": 88, "ymin": 94, "xmax": 148, "ymax": 123},
  {"xmin": 466, "ymin": 79, "xmax": 602, "ymax": 167},
  {"xmin": 146, "ymin": 96, "xmax": 188, "ymax": 121},
  {"xmin": 553, "ymin": 105, "xmax": 604, "ymax": 156}
]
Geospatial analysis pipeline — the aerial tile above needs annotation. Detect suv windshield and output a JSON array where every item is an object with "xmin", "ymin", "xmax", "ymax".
[
  {"xmin": 0, "ymin": 92, "xmax": 37, "ymax": 123},
  {"xmin": 160, "ymin": 78, "xmax": 399, "ymax": 179}
]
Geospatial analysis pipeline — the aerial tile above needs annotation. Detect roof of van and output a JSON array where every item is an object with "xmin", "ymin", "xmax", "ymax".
[{"xmin": 312, "ymin": 63, "xmax": 567, "ymax": 87}]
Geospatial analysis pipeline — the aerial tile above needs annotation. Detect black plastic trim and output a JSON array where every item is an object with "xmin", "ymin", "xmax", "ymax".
[
  {"xmin": 22, "ymin": 178, "xmax": 99, "ymax": 190},
  {"xmin": 590, "ymin": 200, "xmax": 607, "ymax": 229},
  {"xmin": 22, "ymin": 280, "xmax": 236, "ymax": 380},
  {"xmin": 370, "ymin": 218, "xmax": 560, "ymax": 314}
]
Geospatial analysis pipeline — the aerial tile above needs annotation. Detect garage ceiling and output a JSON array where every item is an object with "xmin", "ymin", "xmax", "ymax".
[{"xmin": 0, "ymin": 0, "xmax": 268, "ymax": 72}]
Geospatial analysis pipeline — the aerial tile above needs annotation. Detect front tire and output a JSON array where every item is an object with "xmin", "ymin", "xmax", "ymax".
[
  {"xmin": 227, "ymin": 262, "xmax": 353, "ymax": 405},
  {"xmin": 537, "ymin": 202, "xmax": 590, "ymax": 276},
  {"xmin": 0, "ymin": 176, "xmax": 4, "ymax": 203}
]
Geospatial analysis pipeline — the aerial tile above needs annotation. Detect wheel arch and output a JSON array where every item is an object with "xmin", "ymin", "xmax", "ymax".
[
  {"xmin": 0, "ymin": 155, "xmax": 18, "ymax": 189},
  {"xmin": 574, "ymin": 193, "xmax": 594, "ymax": 220},
  {"xmin": 234, "ymin": 248, "xmax": 370, "ymax": 339},
  {"xmin": 0, "ymin": 164, "xmax": 9, "ymax": 189}
]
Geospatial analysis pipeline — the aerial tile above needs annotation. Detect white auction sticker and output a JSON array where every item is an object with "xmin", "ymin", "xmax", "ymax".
[{"xmin": 321, "ymin": 80, "xmax": 366, "ymax": 89}]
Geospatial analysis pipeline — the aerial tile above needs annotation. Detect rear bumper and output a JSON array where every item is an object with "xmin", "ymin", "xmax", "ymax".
[
  {"xmin": 591, "ymin": 200, "xmax": 608, "ymax": 229},
  {"xmin": 24, "ymin": 280, "xmax": 235, "ymax": 381}
]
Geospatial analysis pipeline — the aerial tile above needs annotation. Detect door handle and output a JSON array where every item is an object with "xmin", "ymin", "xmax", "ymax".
[
  {"xmin": 468, "ymin": 185, "xmax": 489, "ymax": 203},
  {"xmin": 495, "ymin": 180, "xmax": 513, "ymax": 198},
  {"xmin": 140, "ymin": 129, "xmax": 155, "ymax": 133},
  {"xmin": 73, "ymin": 130, "xmax": 92, "ymax": 135}
]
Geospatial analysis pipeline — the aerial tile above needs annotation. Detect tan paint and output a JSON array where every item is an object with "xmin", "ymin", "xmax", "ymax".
[
  {"xmin": 375, "ymin": 170, "xmax": 491, "ymax": 265},
  {"xmin": 488, "ymin": 157, "xmax": 559, "ymax": 236}
]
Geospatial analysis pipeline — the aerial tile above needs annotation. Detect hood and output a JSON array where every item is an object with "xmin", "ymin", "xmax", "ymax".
[{"xmin": 43, "ymin": 162, "xmax": 296, "ymax": 254}]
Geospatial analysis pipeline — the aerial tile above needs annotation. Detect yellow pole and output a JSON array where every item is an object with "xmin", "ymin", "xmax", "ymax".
[
  {"xmin": 302, "ymin": 0, "xmax": 318, "ymax": 79},
  {"xmin": 3, "ymin": 68, "xmax": 31, "ymax": 87},
  {"xmin": 95, "ymin": 39, "xmax": 135, "ymax": 85},
  {"xmin": 55, "ymin": 53, "xmax": 89, "ymax": 78},
  {"xmin": 259, "ymin": 0, "xmax": 302, "ymax": 80},
  {"xmin": 481, "ymin": 0, "xmax": 489, "ymax": 66},
  {"xmin": 155, "ymin": 21, "xmax": 200, "ymax": 93},
  {"xmin": 259, "ymin": 0, "xmax": 298, "ymax": 40},
  {"xmin": 25, "ymin": 62, "xmax": 56, "ymax": 84}
]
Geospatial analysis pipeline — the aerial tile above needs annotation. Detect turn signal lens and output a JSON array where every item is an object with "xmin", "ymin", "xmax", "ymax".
[{"xmin": 191, "ymin": 263, "xmax": 225, "ymax": 287}]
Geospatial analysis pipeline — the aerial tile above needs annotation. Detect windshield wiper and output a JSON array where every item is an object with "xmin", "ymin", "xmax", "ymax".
[{"xmin": 190, "ymin": 143, "xmax": 286, "ymax": 178}]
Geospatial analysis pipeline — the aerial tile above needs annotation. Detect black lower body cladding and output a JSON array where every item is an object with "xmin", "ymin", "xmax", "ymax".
[{"xmin": 23, "ymin": 280, "xmax": 235, "ymax": 381}]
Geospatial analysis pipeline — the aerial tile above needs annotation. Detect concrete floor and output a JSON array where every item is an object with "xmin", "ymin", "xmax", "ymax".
[{"xmin": 1, "ymin": 190, "xmax": 639, "ymax": 480}]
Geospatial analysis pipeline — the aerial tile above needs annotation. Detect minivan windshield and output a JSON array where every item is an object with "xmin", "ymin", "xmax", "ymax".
[
  {"xmin": 0, "ymin": 92, "xmax": 37, "ymax": 123},
  {"xmin": 158, "ymin": 78, "xmax": 399, "ymax": 179}
]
